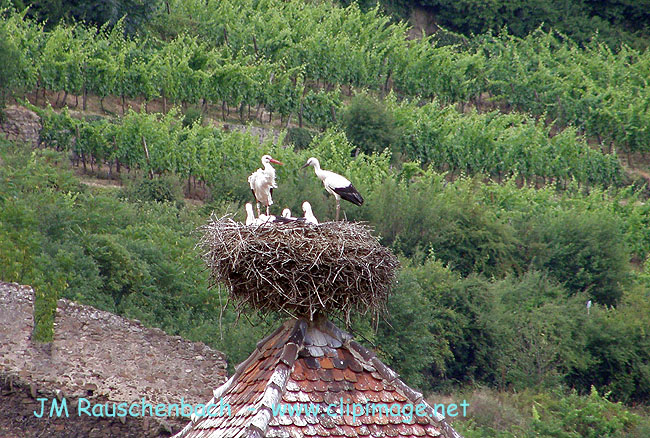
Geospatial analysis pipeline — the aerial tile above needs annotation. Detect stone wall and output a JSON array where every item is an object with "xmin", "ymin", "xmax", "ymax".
[
  {"xmin": 0, "ymin": 282, "xmax": 228, "ymax": 437},
  {"xmin": 0, "ymin": 105, "xmax": 41, "ymax": 146},
  {"xmin": 222, "ymin": 122, "xmax": 282, "ymax": 145}
]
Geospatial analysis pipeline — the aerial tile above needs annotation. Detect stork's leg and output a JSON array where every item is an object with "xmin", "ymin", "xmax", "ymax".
[
  {"xmin": 336, "ymin": 200, "xmax": 340, "ymax": 221},
  {"xmin": 256, "ymin": 202, "xmax": 261, "ymax": 217},
  {"xmin": 266, "ymin": 205, "xmax": 270, "ymax": 216}
]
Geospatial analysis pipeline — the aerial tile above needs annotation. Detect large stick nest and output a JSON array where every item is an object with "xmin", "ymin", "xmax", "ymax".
[{"xmin": 198, "ymin": 215, "xmax": 400, "ymax": 321}]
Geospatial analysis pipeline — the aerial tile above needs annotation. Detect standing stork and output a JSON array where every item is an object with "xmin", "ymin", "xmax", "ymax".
[
  {"xmin": 302, "ymin": 157, "xmax": 364, "ymax": 221},
  {"xmin": 248, "ymin": 155, "xmax": 284, "ymax": 216}
]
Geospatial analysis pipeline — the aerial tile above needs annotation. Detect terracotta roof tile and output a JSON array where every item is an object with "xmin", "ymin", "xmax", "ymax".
[
  {"xmin": 319, "ymin": 368, "xmax": 334, "ymax": 382},
  {"xmin": 321, "ymin": 357, "xmax": 335, "ymax": 369},
  {"xmin": 304, "ymin": 356, "xmax": 321, "ymax": 370},
  {"xmin": 343, "ymin": 368, "xmax": 358, "ymax": 382},
  {"xmin": 173, "ymin": 319, "xmax": 462, "ymax": 438}
]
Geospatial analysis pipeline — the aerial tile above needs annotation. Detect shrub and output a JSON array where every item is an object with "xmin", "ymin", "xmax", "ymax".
[
  {"xmin": 340, "ymin": 94, "xmax": 401, "ymax": 155},
  {"xmin": 490, "ymin": 271, "xmax": 590, "ymax": 390},
  {"xmin": 284, "ymin": 127, "xmax": 315, "ymax": 149},
  {"xmin": 566, "ymin": 288, "xmax": 650, "ymax": 403},
  {"xmin": 366, "ymin": 175, "xmax": 521, "ymax": 278},
  {"xmin": 182, "ymin": 106, "xmax": 203, "ymax": 127},
  {"xmin": 83, "ymin": 233, "xmax": 150, "ymax": 309},
  {"xmin": 379, "ymin": 258, "xmax": 498, "ymax": 389},
  {"xmin": 525, "ymin": 210, "xmax": 629, "ymax": 306},
  {"xmin": 122, "ymin": 175, "xmax": 184, "ymax": 205}
]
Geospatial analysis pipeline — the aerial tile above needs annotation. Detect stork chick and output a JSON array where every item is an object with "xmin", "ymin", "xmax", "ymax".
[{"xmin": 302, "ymin": 201, "xmax": 319, "ymax": 225}]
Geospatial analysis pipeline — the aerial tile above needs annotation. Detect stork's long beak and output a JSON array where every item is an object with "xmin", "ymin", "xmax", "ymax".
[
  {"xmin": 270, "ymin": 158, "xmax": 284, "ymax": 165},
  {"xmin": 300, "ymin": 162, "xmax": 309, "ymax": 169}
]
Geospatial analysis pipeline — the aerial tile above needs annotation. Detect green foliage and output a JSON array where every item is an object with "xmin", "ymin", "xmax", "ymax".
[
  {"xmin": 490, "ymin": 271, "xmax": 590, "ymax": 390},
  {"xmin": 82, "ymin": 233, "xmax": 150, "ymax": 308},
  {"xmin": 0, "ymin": 22, "xmax": 21, "ymax": 106},
  {"xmin": 388, "ymin": 96, "xmax": 622, "ymax": 186},
  {"xmin": 566, "ymin": 288, "xmax": 650, "ymax": 404},
  {"xmin": 366, "ymin": 175, "xmax": 521, "ymax": 278},
  {"xmin": 25, "ymin": 0, "xmax": 161, "ymax": 34},
  {"xmin": 377, "ymin": 259, "xmax": 456, "ymax": 389},
  {"xmin": 377, "ymin": 259, "xmax": 498, "ymax": 389},
  {"xmin": 524, "ymin": 210, "xmax": 629, "ymax": 306},
  {"xmin": 454, "ymin": 386, "xmax": 640, "ymax": 438},
  {"xmin": 3, "ymin": 4, "xmax": 647, "ymax": 168},
  {"xmin": 340, "ymin": 93, "xmax": 401, "ymax": 155},
  {"xmin": 532, "ymin": 386, "xmax": 639, "ymax": 437},
  {"xmin": 481, "ymin": 30, "xmax": 650, "ymax": 157},
  {"xmin": 122, "ymin": 175, "xmax": 184, "ymax": 205},
  {"xmin": 182, "ymin": 106, "xmax": 203, "ymax": 128},
  {"xmin": 284, "ymin": 127, "xmax": 314, "ymax": 150},
  {"xmin": 418, "ymin": 0, "xmax": 649, "ymax": 49}
]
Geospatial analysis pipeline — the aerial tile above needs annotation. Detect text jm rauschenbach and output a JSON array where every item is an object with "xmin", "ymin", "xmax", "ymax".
[{"xmin": 34, "ymin": 397, "xmax": 470, "ymax": 422}]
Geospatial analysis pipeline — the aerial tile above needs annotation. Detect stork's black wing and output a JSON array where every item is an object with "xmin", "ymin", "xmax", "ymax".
[{"xmin": 334, "ymin": 184, "xmax": 364, "ymax": 206}]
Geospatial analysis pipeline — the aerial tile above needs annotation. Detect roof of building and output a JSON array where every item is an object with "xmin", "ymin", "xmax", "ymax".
[{"xmin": 173, "ymin": 317, "xmax": 462, "ymax": 438}]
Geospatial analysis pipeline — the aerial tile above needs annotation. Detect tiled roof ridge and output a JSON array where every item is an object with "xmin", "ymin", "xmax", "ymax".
[
  {"xmin": 247, "ymin": 320, "xmax": 307, "ymax": 438},
  {"xmin": 344, "ymin": 339, "xmax": 463, "ymax": 438},
  {"xmin": 313, "ymin": 318, "xmax": 461, "ymax": 438},
  {"xmin": 173, "ymin": 317, "xmax": 464, "ymax": 438},
  {"xmin": 174, "ymin": 320, "xmax": 312, "ymax": 438},
  {"xmin": 300, "ymin": 318, "xmax": 461, "ymax": 438}
]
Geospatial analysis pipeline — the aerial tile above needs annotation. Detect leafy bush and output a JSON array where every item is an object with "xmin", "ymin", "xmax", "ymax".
[
  {"xmin": 82, "ymin": 233, "xmax": 150, "ymax": 309},
  {"xmin": 284, "ymin": 127, "xmax": 315, "ymax": 149},
  {"xmin": 418, "ymin": 0, "xmax": 649, "ymax": 49},
  {"xmin": 378, "ymin": 259, "xmax": 498, "ymax": 389},
  {"xmin": 366, "ymin": 174, "xmax": 521, "ymax": 278},
  {"xmin": 525, "ymin": 210, "xmax": 629, "ymax": 306},
  {"xmin": 490, "ymin": 271, "xmax": 590, "ymax": 390},
  {"xmin": 532, "ymin": 386, "xmax": 638, "ymax": 438},
  {"xmin": 182, "ymin": 106, "xmax": 203, "ymax": 127},
  {"xmin": 376, "ymin": 258, "xmax": 456, "ymax": 389},
  {"xmin": 122, "ymin": 175, "xmax": 184, "ymax": 205},
  {"xmin": 566, "ymin": 288, "xmax": 650, "ymax": 403},
  {"xmin": 341, "ymin": 94, "xmax": 402, "ymax": 155},
  {"xmin": 453, "ymin": 386, "xmax": 640, "ymax": 438}
]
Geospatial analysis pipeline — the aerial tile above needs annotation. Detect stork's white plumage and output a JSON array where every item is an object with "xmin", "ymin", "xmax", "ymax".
[
  {"xmin": 282, "ymin": 208, "xmax": 292, "ymax": 218},
  {"xmin": 248, "ymin": 155, "xmax": 283, "ymax": 216},
  {"xmin": 257, "ymin": 213, "xmax": 293, "ymax": 226},
  {"xmin": 302, "ymin": 157, "xmax": 364, "ymax": 221},
  {"xmin": 245, "ymin": 203, "xmax": 256, "ymax": 226},
  {"xmin": 302, "ymin": 201, "xmax": 319, "ymax": 225}
]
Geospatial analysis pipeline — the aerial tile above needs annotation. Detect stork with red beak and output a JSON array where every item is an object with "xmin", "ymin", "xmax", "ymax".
[
  {"xmin": 301, "ymin": 157, "xmax": 364, "ymax": 221},
  {"xmin": 248, "ymin": 155, "xmax": 284, "ymax": 216}
]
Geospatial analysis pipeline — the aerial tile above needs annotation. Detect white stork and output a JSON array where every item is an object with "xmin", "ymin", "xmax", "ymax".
[
  {"xmin": 302, "ymin": 201, "xmax": 319, "ymax": 225},
  {"xmin": 248, "ymin": 155, "xmax": 284, "ymax": 216},
  {"xmin": 245, "ymin": 201, "xmax": 291, "ymax": 227},
  {"xmin": 257, "ymin": 213, "xmax": 293, "ymax": 225},
  {"xmin": 280, "ymin": 207, "xmax": 307, "ymax": 223},
  {"xmin": 245, "ymin": 202, "xmax": 256, "ymax": 226},
  {"xmin": 302, "ymin": 157, "xmax": 364, "ymax": 221}
]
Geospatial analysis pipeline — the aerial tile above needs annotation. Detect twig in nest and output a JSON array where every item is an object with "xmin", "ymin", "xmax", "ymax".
[{"xmin": 197, "ymin": 215, "xmax": 400, "ymax": 322}]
